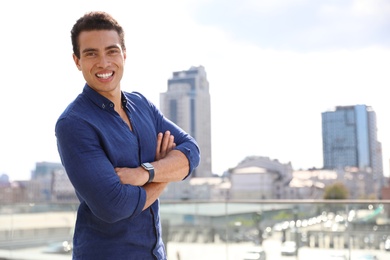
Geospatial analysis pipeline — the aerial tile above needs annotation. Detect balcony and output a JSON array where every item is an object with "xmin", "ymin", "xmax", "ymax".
[{"xmin": 1, "ymin": 200, "xmax": 389, "ymax": 259}]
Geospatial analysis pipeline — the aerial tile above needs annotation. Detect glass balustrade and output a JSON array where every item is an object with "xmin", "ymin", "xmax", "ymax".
[{"xmin": 0, "ymin": 200, "xmax": 389, "ymax": 260}]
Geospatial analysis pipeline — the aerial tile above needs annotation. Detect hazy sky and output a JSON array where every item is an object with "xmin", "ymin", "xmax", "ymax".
[{"xmin": 1, "ymin": 0, "xmax": 390, "ymax": 181}]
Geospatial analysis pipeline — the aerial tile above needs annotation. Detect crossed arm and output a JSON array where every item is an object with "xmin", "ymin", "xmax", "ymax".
[{"xmin": 115, "ymin": 131, "xmax": 189, "ymax": 210}]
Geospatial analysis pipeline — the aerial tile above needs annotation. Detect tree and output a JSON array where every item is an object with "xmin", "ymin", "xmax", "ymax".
[{"xmin": 323, "ymin": 182, "xmax": 349, "ymax": 200}]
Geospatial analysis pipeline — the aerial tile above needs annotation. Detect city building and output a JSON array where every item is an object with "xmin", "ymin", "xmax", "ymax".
[
  {"xmin": 293, "ymin": 168, "xmax": 379, "ymax": 199},
  {"xmin": 160, "ymin": 66, "xmax": 212, "ymax": 178},
  {"xmin": 321, "ymin": 105, "xmax": 384, "ymax": 198},
  {"xmin": 31, "ymin": 162, "xmax": 76, "ymax": 202},
  {"xmin": 227, "ymin": 156, "xmax": 293, "ymax": 200},
  {"xmin": 160, "ymin": 177, "xmax": 230, "ymax": 201}
]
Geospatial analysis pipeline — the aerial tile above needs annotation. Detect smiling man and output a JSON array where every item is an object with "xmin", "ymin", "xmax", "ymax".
[{"xmin": 55, "ymin": 11, "xmax": 200, "ymax": 260}]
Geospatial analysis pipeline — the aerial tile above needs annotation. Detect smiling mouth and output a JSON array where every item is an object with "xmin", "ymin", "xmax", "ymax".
[{"xmin": 96, "ymin": 72, "xmax": 114, "ymax": 79}]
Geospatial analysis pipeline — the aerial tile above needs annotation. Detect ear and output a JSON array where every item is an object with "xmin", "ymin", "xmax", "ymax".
[
  {"xmin": 123, "ymin": 50, "xmax": 127, "ymax": 61},
  {"xmin": 72, "ymin": 53, "xmax": 82, "ymax": 71}
]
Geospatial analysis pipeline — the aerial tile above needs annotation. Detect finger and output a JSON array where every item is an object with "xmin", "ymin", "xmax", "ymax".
[
  {"xmin": 160, "ymin": 131, "xmax": 171, "ymax": 154},
  {"xmin": 155, "ymin": 132, "xmax": 163, "ymax": 154},
  {"xmin": 167, "ymin": 135, "xmax": 175, "ymax": 151},
  {"xmin": 164, "ymin": 133, "xmax": 176, "ymax": 154}
]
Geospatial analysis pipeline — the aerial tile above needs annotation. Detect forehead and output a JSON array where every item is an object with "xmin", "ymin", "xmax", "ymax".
[{"xmin": 78, "ymin": 30, "xmax": 121, "ymax": 51}]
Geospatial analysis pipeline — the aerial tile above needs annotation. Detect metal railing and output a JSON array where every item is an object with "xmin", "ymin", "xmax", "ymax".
[{"xmin": 1, "ymin": 200, "xmax": 389, "ymax": 260}]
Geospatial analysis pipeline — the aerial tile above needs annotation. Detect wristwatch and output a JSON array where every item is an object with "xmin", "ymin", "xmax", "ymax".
[{"xmin": 141, "ymin": 162, "xmax": 155, "ymax": 183}]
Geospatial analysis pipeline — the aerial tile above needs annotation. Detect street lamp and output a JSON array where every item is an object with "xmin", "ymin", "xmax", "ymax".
[
  {"xmin": 252, "ymin": 211, "xmax": 263, "ymax": 245},
  {"xmin": 293, "ymin": 206, "xmax": 299, "ymax": 259}
]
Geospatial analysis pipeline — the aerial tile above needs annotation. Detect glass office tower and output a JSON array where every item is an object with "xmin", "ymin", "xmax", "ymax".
[
  {"xmin": 322, "ymin": 105, "xmax": 384, "ymax": 194},
  {"xmin": 160, "ymin": 66, "xmax": 212, "ymax": 177}
]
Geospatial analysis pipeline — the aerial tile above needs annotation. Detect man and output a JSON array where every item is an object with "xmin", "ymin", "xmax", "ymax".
[{"xmin": 55, "ymin": 11, "xmax": 200, "ymax": 259}]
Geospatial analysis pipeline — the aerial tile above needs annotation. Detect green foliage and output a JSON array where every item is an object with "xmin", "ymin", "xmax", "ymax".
[
  {"xmin": 323, "ymin": 182, "xmax": 349, "ymax": 200},
  {"xmin": 228, "ymin": 217, "xmax": 253, "ymax": 227},
  {"xmin": 273, "ymin": 210, "xmax": 293, "ymax": 221}
]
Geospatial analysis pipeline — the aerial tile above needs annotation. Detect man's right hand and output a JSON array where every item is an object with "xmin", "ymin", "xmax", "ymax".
[
  {"xmin": 115, "ymin": 131, "xmax": 176, "ymax": 186},
  {"xmin": 155, "ymin": 130, "xmax": 176, "ymax": 161}
]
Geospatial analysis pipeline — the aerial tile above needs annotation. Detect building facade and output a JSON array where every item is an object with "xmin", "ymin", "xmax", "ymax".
[
  {"xmin": 32, "ymin": 162, "xmax": 76, "ymax": 202},
  {"xmin": 321, "ymin": 105, "xmax": 384, "ymax": 197},
  {"xmin": 228, "ymin": 156, "xmax": 293, "ymax": 200},
  {"xmin": 160, "ymin": 66, "xmax": 212, "ymax": 177}
]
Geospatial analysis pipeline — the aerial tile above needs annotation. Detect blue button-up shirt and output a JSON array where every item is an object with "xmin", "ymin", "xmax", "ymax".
[{"xmin": 55, "ymin": 85, "xmax": 200, "ymax": 260}]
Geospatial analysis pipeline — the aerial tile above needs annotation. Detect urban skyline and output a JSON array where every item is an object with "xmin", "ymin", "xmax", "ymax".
[{"xmin": 2, "ymin": 98, "xmax": 386, "ymax": 182}]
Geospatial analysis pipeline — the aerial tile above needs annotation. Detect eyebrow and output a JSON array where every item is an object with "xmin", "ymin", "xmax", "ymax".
[
  {"xmin": 81, "ymin": 45, "xmax": 121, "ymax": 54},
  {"xmin": 106, "ymin": 45, "xmax": 121, "ymax": 51},
  {"xmin": 81, "ymin": 48, "xmax": 98, "ymax": 54}
]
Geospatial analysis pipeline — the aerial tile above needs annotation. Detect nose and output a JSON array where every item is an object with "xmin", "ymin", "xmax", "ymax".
[{"xmin": 97, "ymin": 55, "xmax": 111, "ymax": 68}]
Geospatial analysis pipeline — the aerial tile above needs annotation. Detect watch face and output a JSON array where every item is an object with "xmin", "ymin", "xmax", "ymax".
[{"xmin": 142, "ymin": 163, "xmax": 153, "ymax": 170}]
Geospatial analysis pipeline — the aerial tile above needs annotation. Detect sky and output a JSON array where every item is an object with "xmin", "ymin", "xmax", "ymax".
[{"xmin": 1, "ymin": 0, "xmax": 390, "ymax": 181}]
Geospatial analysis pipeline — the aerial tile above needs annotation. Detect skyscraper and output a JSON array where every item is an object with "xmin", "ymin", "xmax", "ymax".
[
  {"xmin": 160, "ymin": 66, "xmax": 212, "ymax": 177},
  {"xmin": 321, "ymin": 105, "xmax": 384, "ymax": 192}
]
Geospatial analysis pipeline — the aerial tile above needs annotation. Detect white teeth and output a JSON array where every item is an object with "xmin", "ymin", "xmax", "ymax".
[{"xmin": 96, "ymin": 72, "xmax": 113, "ymax": 79}]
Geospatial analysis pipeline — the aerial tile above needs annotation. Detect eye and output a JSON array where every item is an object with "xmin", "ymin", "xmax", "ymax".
[
  {"xmin": 108, "ymin": 48, "xmax": 120, "ymax": 55},
  {"xmin": 84, "ymin": 52, "xmax": 96, "ymax": 57}
]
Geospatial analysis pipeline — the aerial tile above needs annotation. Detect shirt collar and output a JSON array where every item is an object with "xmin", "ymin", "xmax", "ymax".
[
  {"xmin": 121, "ymin": 92, "xmax": 129, "ymax": 109},
  {"xmin": 83, "ymin": 84, "xmax": 126, "ymax": 111}
]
